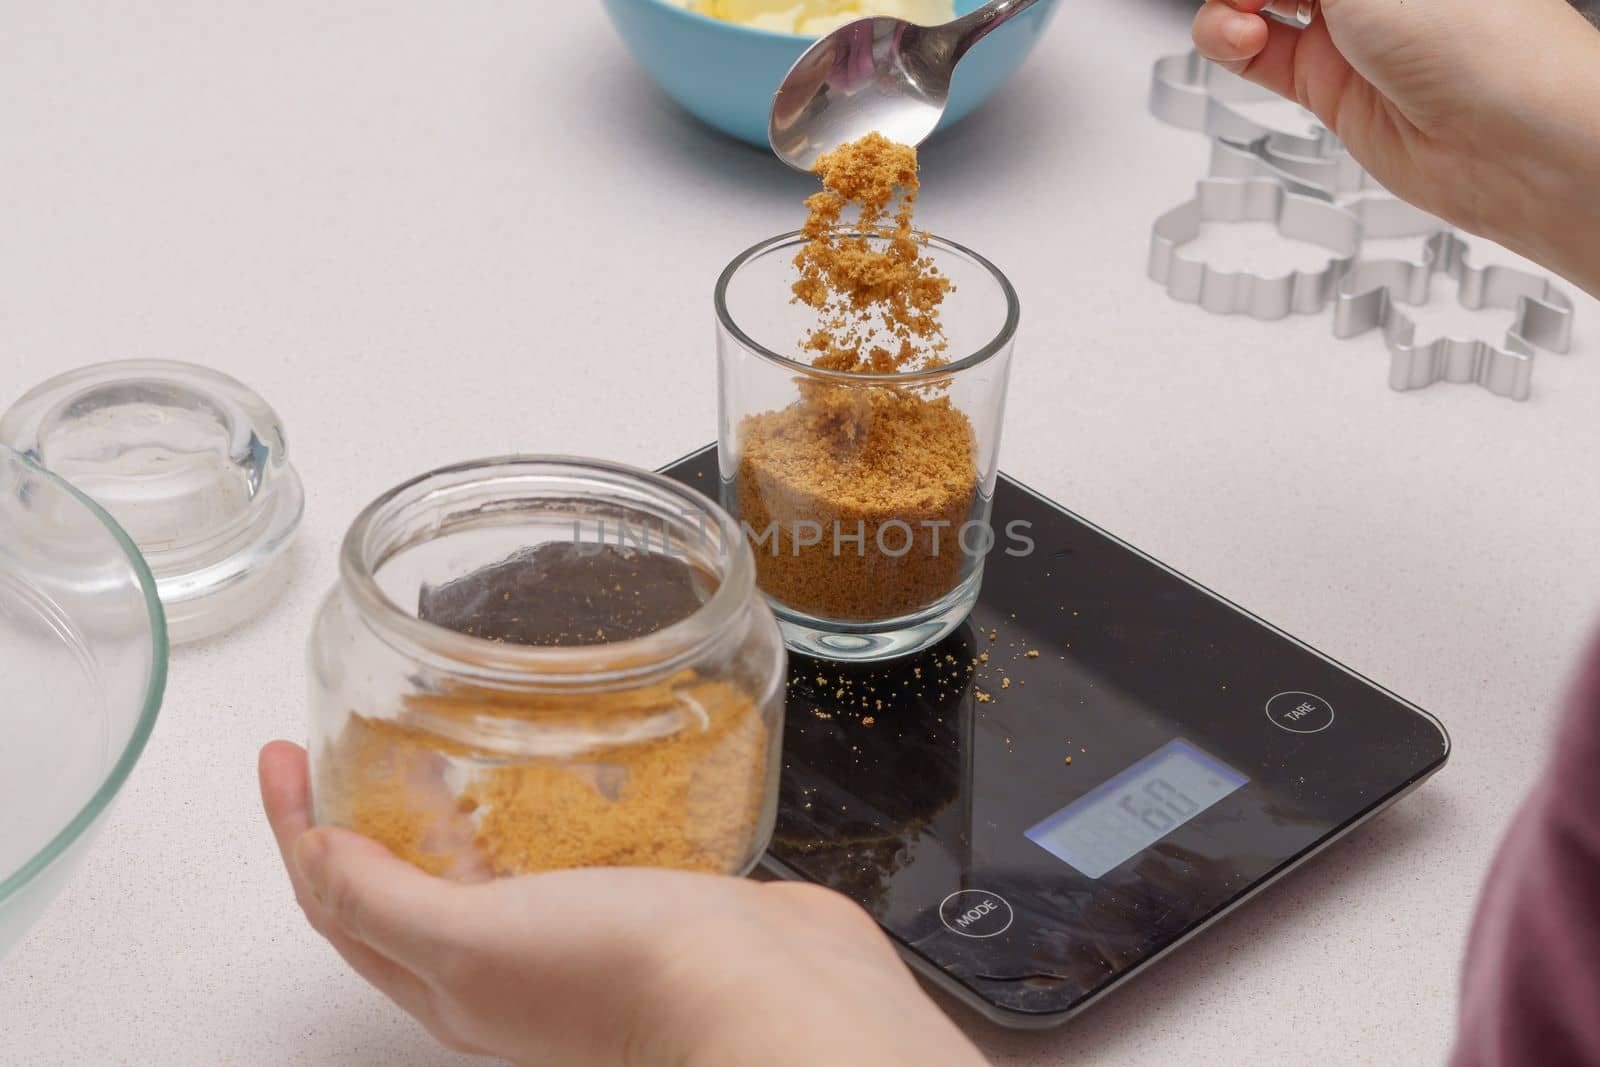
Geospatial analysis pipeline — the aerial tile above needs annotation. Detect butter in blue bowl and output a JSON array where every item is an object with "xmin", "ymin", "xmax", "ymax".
[{"xmin": 600, "ymin": 0, "xmax": 1060, "ymax": 149}]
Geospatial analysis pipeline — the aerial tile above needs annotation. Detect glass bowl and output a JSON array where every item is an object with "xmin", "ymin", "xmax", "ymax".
[{"xmin": 0, "ymin": 445, "xmax": 167, "ymax": 961}]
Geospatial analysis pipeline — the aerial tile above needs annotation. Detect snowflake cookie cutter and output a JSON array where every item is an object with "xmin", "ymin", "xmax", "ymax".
[{"xmin": 1332, "ymin": 231, "xmax": 1576, "ymax": 401}]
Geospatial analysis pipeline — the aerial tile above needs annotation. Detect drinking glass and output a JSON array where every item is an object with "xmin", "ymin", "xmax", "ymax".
[{"xmin": 716, "ymin": 232, "xmax": 1019, "ymax": 661}]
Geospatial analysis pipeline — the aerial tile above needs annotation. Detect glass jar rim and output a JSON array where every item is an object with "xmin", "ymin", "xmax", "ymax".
[
  {"xmin": 714, "ymin": 230, "xmax": 1021, "ymax": 384},
  {"xmin": 338, "ymin": 455, "xmax": 755, "ymax": 686}
]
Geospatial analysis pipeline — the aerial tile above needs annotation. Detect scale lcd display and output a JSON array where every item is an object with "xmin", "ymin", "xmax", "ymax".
[{"xmin": 1025, "ymin": 739, "xmax": 1249, "ymax": 879}]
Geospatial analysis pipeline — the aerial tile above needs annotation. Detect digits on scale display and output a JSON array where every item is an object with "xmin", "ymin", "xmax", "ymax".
[{"xmin": 1025, "ymin": 740, "xmax": 1249, "ymax": 879}]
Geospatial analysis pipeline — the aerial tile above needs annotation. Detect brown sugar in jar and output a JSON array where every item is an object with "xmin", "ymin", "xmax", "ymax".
[
  {"xmin": 307, "ymin": 458, "xmax": 787, "ymax": 880},
  {"xmin": 316, "ymin": 667, "xmax": 772, "ymax": 878}
]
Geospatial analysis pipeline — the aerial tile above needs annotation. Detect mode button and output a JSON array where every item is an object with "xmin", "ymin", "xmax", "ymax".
[{"xmin": 939, "ymin": 890, "xmax": 1014, "ymax": 939}]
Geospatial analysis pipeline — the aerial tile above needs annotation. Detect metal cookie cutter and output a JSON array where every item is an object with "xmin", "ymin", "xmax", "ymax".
[
  {"xmin": 1333, "ymin": 231, "xmax": 1576, "ymax": 400},
  {"xmin": 1150, "ymin": 51, "xmax": 1336, "ymax": 156},
  {"xmin": 1149, "ymin": 178, "xmax": 1362, "ymax": 319},
  {"xmin": 1209, "ymin": 135, "xmax": 1376, "ymax": 201}
]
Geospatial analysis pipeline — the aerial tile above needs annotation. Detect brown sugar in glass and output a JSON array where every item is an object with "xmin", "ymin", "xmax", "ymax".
[
  {"xmin": 716, "ymin": 230, "xmax": 1019, "ymax": 662},
  {"xmin": 306, "ymin": 458, "xmax": 786, "ymax": 879}
]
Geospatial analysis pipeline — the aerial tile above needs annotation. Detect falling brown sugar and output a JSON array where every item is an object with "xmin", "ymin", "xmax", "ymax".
[
  {"xmin": 792, "ymin": 132, "xmax": 951, "ymax": 373},
  {"xmin": 736, "ymin": 132, "xmax": 978, "ymax": 622}
]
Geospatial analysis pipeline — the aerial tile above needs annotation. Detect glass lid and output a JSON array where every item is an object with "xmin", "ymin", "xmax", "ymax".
[{"xmin": 0, "ymin": 360, "xmax": 303, "ymax": 642}]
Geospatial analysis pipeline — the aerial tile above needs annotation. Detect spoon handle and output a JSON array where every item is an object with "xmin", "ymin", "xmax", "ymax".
[
  {"xmin": 949, "ymin": 0, "xmax": 1045, "ymax": 63},
  {"xmin": 1263, "ymin": 0, "xmax": 1320, "ymax": 24}
]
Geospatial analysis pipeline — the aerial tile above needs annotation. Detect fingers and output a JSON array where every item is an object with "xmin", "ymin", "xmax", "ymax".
[
  {"xmin": 317, "ymin": 920, "xmax": 445, "ymax": 1021},
  {"xmin": 259, "ymin": 739, "xmax": 470, "ymax": 972},
  {"xmin": 260, "ymin": 739, "xmax": 313, "ymax": 855},
  {"xmin": 260, "ymin": 738, "xmax": 330, "ymax": 919},
  {"xmin": 1193, "ymin": 0, "xmax": 1304, "ymax": 102},
  {"xmin": 259, "ymin": 740, "xmax": 328, "ymax": 922},
  {"xmin": 762, "ymin": 884, "xmax": 895, "ymax": 951},
  {"xmin": 292, "ymin": 825, "xmax": 472, "ymax": 972},
  {"xmin": 1193, "ymin": 0, "xmax": 1271, "ymax": 72},
  {"xmin": 257, "ymin": 742, "xmax": 475, "ymax": 1049}
]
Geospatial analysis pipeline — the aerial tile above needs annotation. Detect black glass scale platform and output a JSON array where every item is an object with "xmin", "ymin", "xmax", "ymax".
[{"xmin": 663, "ymin": 445, "xmax": 1449, "ymax": 1029}]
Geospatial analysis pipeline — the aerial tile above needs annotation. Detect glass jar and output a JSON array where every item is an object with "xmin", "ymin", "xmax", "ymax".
[
  {"xmin": 716, "ymin": 231, "xmax": 1020, "ymax": 662},
  {"xmin": 307, "ymin": 457, "xmax": 785, "ymax": 880}
]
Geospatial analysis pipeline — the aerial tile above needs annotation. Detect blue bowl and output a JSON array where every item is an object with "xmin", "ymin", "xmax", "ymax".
[{"xmin": 600, "ymin": 0, "xmax": 1061, "ymax": 149}]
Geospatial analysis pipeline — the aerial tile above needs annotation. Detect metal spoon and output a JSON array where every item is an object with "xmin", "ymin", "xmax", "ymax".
[
  {"xmin": 768, "ymin": 0, "xmax": 1043, "ymax": 172},
  {"xmin": 768, "ymin": 0, "xmax": 1321, "ymax": 172}
]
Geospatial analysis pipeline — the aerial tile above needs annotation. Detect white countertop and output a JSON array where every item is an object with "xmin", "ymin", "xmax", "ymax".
[{"xmin": 5, "ymin": 3, "xmax": 1599, "ymax": 1064}]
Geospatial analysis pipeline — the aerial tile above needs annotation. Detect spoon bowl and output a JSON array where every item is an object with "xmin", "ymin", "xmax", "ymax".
[
  {"xmin": 768, "ymin": 0, "xmax": 1319, "ymax": 171},
  {"xmin": 769, "ymin": 17, "xmax": 954, "ymax": 171},
  {"xmin": 601, "ymin": 0, "xmax": 1058, "ymax": 149},
  {"xmin": 770, "ymin": 0, "xmax": 1041, "ymax": 171}
]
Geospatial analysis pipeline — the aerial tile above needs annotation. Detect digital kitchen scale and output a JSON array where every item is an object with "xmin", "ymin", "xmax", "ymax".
[{"xmin": 663, "ymin": 445, "xmax": 1450, "ymax": 1029}]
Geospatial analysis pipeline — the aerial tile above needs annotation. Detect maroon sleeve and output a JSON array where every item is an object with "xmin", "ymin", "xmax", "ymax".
[{"xmin": 1451, "ymin": 630, "xmax": 1600, "ymax": 1067}]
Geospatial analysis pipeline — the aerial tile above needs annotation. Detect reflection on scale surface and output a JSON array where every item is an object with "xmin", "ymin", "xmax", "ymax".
[{"xmin": 773, "ymin": 620, "xmax": 1333, "ymax": 1013}]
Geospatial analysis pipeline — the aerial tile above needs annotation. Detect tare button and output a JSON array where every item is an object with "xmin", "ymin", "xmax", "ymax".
[
  {"xmin": 939, "ymin": 890, "xmax": 1014, "ymax": 939},
  {"xmin": 1266, "ymin": 691, "xmax": 1335, "ymax": 734}
]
